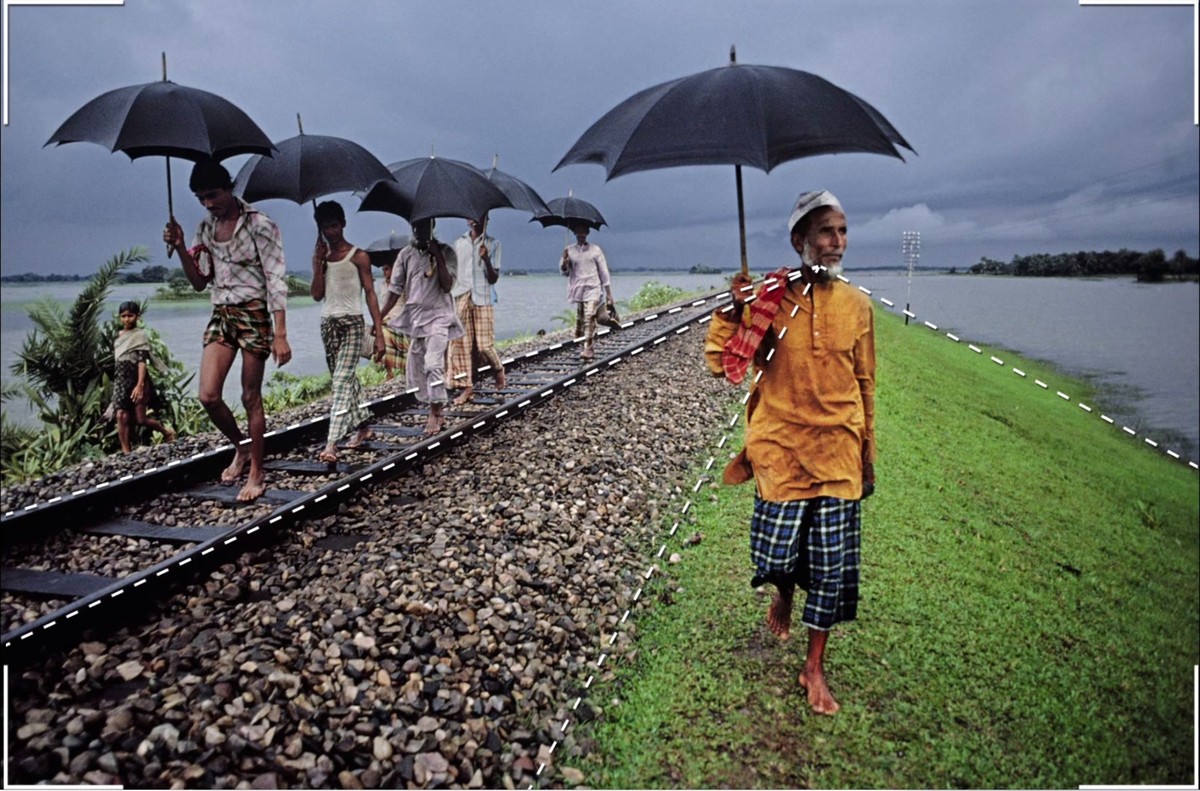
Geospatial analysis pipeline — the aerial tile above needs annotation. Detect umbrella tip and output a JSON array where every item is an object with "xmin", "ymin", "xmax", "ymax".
[{"xmin": 729, "ymin": 45, "xmax": 736, "ymax": 64}]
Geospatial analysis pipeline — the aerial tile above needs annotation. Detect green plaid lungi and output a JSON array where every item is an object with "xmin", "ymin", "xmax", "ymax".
[
  {"xmin": 320, "ymin": 315, "xmax": 370, "ymax": 445},
  {"xmin": 750, "ymin": 495, "xmax": 861, "ymax": 631}
]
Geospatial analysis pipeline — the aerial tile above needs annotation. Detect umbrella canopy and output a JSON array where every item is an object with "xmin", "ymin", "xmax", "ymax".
[
  {"xmin": 554, "ymin": 48, "xmax": 912, "ymax": 272},
  {"xmin": 44, "ymin": 55, "xmax": 276, "ymax": 236},
  {"xmin": 234, "ymin": 128, "xmax": 393, "ymax": 206},
  {"xmin": 46, "ymin": 79, "xmax": 275, "ymax": 163},
  {"xmin": 532, "ymin": 196, "xmax": 607, "ymax": 231},
  {"xmin": 364, "ymin": 231, "xmax": 410, "ymax": 267},
  {"xmin": 358, "ymin": 157, "xmax": 513, "ymax": 223},
  {"xmin": 483, "ymin": 163, "xmax": 550, "ymax": 215}
]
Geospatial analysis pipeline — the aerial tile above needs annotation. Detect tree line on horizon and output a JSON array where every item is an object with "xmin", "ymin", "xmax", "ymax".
[{"xmin": 967, "ymin": 248, "xmax": 1198, "ymax": 281}]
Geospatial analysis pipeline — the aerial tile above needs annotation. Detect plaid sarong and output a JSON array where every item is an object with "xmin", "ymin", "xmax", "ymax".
[
  {"xmin": 448, "ymin": 293, "xmax": 503, "ymax": 387},
  {"xmin": 320, "ymin": 315, "xmax": 370, "ymax": 445},
  {"xmin": 750, "ymin": 495, "xmax": 861, "ymax": 631},
  {"xmin": 722, "ymin": 268, "xmax": 792, "ymax": 384},
  {"xmin": 382, "ymin": 326, "xmax": 408, "ymax": 376},
  {"xmin": 203, "ymin": 299, "xmax": 273, "ymax": 359}
]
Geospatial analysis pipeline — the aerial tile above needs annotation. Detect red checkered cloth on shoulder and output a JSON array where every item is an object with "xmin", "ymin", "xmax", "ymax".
[{"xmin": 721, "ymin": 268, "xmax": 793, "ymax": 384}]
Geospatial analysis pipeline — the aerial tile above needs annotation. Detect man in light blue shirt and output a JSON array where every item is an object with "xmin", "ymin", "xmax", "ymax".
[{"xmin": 449, "ymin": 213, "xmax": 507, "ymax": 404}]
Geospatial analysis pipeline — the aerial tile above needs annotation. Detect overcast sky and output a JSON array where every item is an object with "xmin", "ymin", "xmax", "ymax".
[{"xmin": 1, "ymin": 0, "xmax": 1197, "ymax": 278}]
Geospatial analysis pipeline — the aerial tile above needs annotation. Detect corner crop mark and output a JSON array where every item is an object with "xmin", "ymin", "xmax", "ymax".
[{"xmin": 1079, "ymin": 0, "xmax": 1198, "ymax": 125}]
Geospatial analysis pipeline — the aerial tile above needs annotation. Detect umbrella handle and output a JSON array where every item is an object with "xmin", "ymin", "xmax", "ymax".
[
  {"xmin": 736, "ymin": 164, "xmax": 748, "ymax": 276},
  {"xmin": 165, "ymin": 157, "xmax": 176, "ymax": 259}
]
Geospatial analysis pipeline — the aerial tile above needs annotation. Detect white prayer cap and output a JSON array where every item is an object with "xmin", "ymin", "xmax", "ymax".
[{"xmin": 788, "ymin": 190, "xmax": 843, "ymax": 235}]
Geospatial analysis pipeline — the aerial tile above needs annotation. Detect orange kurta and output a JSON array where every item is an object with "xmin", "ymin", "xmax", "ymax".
[{"xmin": 705, "ymin": 278, "xmax": 876, "ymax": 501}]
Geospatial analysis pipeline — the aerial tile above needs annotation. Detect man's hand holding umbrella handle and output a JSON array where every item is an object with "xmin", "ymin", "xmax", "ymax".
[
  {"xmin": 163, "ymin": 219, "xmax": 185, "ymax": 252},
  {"xmin": 313, "ymin": 232, "xmax": 329, "ymax": 265},
  {"xmin": 729, "ymin": 272, "xmax": 754, "ymax": 313}
]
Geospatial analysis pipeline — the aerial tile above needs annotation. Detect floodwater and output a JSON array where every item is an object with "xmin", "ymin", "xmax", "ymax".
[{"xmin": 2, "ymin": 271, "xmax": 1197, "ymax": 456}]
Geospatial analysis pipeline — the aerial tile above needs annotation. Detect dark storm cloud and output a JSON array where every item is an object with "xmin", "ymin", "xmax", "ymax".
[{"xmin": 2, "ymin": 0, "xmax": 1196, "ymax": 278}]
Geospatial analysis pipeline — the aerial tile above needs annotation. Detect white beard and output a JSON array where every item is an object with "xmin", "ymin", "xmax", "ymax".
[{"xmin": 801, "ymin": 245, "xmax": 842, "ymax": 282}]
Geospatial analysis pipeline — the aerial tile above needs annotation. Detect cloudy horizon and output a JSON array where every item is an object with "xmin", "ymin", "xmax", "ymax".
[{"xmin": 1, "ymin": 0, "xmax": 1197, "ymax": 280}]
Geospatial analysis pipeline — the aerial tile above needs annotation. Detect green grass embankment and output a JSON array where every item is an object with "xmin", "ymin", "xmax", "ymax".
[{"xmin": 581, "ymin": 308, "xmax": 1199, "ymax": 789}]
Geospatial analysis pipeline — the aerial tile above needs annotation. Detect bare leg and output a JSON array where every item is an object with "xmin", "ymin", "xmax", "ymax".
[
  {"xmin": 494, "ymin": 365, "xmax": 506, "ymax": 389},
  {"xmin": 116, "ymin": 409, "xmax": 132, "ymax": 453},
  {"xmin": 134, "ymin": 403, "xmax": 173, "ymax": 442},
  {"xmin": 198, "ymin": 342, "xmax": 249, "ymax": 483},
  {"xmin": 453, "ymin": 385, "xmax": 474, "ymax": 405},
  {"xmin": 767, "ymin": 581, "xmax": 794, "ymax": 640},
  {"xmin": 798, "ymin": 628, "xmax": 840, "ymax": 715},
  {"xmin": 236, "ymin": 350, "xmax": 268, "ymax": 502}
]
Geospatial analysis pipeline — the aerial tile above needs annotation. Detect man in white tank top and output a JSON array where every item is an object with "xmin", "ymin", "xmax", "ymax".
[{"xmin": 310, "ymin": 201, "xmax": 386, "ymax": 462}]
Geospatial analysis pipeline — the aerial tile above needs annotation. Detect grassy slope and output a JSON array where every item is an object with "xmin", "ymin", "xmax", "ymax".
[{"xmin": 581, "ymin": 309, "xmax": 1199, "ymax": 789}]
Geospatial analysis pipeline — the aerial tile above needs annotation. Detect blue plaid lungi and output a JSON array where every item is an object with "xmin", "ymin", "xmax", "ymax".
[{"xmin": 750, "ymin": 495, "xmax": 861, "ymax": 631}]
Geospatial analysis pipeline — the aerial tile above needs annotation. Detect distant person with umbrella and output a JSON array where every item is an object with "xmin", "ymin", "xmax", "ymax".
[
  {"xmin": 560, "ymin": 223, "xmax": 615, "ymax": 360},
  {"xmin": 379, "ymin": 219, "xmax": 462, "ymax": 436},
  {"xmin": 310, "ymin": 201, "xmax": 386, "ymax": 463},
  {"xmin": 449, "ymin": 213, "xmax": 507, "ymax": 404},
  {"xmin": 704, "ymin": 190, "xmax": 876, "ymax": 716},
  {"xmin": 163, "ymin": 159, "xmax": 292, "ymax": 502}
]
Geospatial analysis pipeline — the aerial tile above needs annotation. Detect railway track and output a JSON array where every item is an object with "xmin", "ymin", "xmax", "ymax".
[{"xmin": 1, "ymin": 293, "xmax": 727, "ymax": 665}]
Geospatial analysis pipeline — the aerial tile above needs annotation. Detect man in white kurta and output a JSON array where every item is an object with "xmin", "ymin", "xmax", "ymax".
[
  {"xmin": 379, "ymin": 219, "xmax": 463, "ymax": 436},
  {"xmin": 560, "ymin": 223, "xmax": 614, "ymax": 360}
]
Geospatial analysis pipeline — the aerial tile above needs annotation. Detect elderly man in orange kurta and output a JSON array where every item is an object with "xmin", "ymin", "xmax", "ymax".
[{"xmin": 705, "ymin": 190, "xmax": 876, "ymax": 715}]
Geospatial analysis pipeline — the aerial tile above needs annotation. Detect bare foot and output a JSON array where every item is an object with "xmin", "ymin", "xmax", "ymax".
[
  {"xmin": 220, "ymin": 450, "xmax": 248, "ymax": 484},
  {"xmin": 495, "ymin": 370, "xmax": 506, "ymax": 389},
  {"xmin": 453, "ymin": 387, "xmax": 474, "ymax": 406},
  {"xmin": 237, "ymin": 473, "xmax": 266, "ymax": 503},
  {"xmin": 346, "ymin": 427, "xmax": 372, "ymax": 448},
  {"xmin": 420, "ymin": 410, "xmax": 444, "ymax": 436},
  {"xmin": 164, "ymin": 427, "xmax": 177, "ymax": 443},
  {"xmin": 798, "ymin": 669, "xmax": 840, "ymax": 715},
  {"xmin": 767, "ymin": 591, "xmax": 793, "ymax": 640},
  {"xmin": 317, "ymin": 447, "xmax": 339, "ymax": 463}
]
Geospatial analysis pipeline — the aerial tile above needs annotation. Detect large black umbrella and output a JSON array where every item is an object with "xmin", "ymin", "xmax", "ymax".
[
  {"xmin": 358, "ymin": 156, "xmax": 513, "ymax": 223},
  {"xmin": 234, "ymin": 114, "xmax": 393, "ymax": 207},
  {"xmin": 555, "ymin": 47, "xmax": 913, "ymax": 273},
  {"xmin": 45, "ymin": 54, "xmax": 276, "ymax": 231},
  {"xmin": 532, "ymin": 195, "xmax": 607, "ymax": 231}
]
